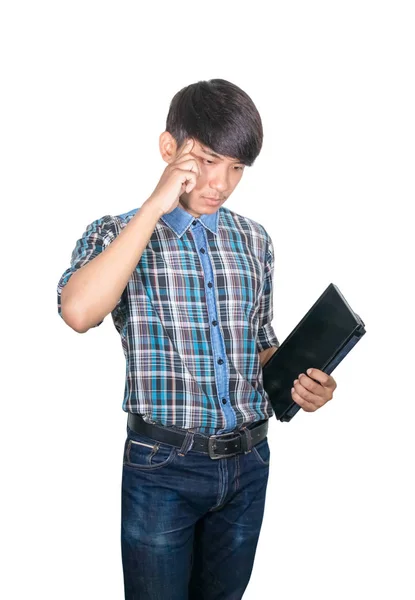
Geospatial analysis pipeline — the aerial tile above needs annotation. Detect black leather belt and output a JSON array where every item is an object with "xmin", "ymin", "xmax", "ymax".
[{"xmin": 127, "ymin": 412, "xmax": 269, "ymax": 460}]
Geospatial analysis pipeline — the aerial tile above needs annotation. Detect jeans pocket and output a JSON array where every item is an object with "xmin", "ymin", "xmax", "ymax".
[
  {"xmin": 123, "ymin": 427, "xmax": 177, "ymax": 470},
  {"xmin": 251, "ymin": 437, "xmax": 270, "ymax": 466}
]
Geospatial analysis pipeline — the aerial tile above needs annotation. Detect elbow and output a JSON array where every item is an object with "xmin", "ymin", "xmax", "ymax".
[
  {"xmin": 61, "ymin": 301, "xmax": 89, "ymax": 334},
  {"xmin": 71, "ymin": 320, "xmax": 89, "ymax": 334},
  {"xmin": 60, "ymin": 285, "xmax": 91, "ymax": 333}
]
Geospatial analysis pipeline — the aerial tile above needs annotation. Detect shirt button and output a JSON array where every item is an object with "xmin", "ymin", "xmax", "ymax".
[
  {"xmin": 192, "ymin": 220, "xmax": 197, "ymax": 226},
  {"xmin": 200, "ymin": 248, "xmax": 205, "ymax": 254},
  {"xmin": 208, "ymin": 282, "xmax": 213, "ymax": 288},
  {"xmin": 222, "ymin": 398, "xmax": 227, "ymax": 404},
  {"xmin": 212, "ymin": 320, "xmax": 217, "ymax": 326},
  {"xmin": 217, "ymin": 358, "xmax": 224, "ymax": 365}
]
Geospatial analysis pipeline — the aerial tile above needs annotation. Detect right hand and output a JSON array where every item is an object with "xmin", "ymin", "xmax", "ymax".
[{"xmin": 146, "ymin": 138, "xmax": 202, "ymax": 216}]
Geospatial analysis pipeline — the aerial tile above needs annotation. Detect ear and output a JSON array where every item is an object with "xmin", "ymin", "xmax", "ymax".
[{"xmin": 159, "ymin": 131, "xmax": 179, "ymax": 164}]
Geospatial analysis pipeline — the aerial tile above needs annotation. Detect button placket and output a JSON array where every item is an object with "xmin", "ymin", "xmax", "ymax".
[{"xmin": 191, "ymin": 222, "xmax": 235, "ymax": 431}]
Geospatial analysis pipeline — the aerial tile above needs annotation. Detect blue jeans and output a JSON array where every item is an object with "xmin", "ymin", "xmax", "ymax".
[{"xmin": 121, "ymin": 422, "xmax": 271, "ymax": 600}]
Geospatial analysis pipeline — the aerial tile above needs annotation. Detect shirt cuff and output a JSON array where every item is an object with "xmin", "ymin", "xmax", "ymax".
[{"xmin": 257, "ymin": 322, "xmax": 280, "ymax": 353}]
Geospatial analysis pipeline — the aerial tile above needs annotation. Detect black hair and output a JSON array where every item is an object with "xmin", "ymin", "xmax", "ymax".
[{"xmin": 165, "ymin": 79, "xmax": 263, "ymax": 167}]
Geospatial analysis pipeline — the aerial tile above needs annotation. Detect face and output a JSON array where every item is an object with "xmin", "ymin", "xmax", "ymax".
[{"xmin": 159, "ymin": 132, "xmax": 246, "ymax": 218}]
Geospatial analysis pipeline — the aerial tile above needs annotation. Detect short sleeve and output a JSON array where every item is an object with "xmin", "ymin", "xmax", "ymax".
[
  {"xmin": 57, "ymin": 215, "xmax": 120, "ymax": 328},
  {"xmin": 257, "ymin": 235, "xmax": 280, "ymax": 352}
]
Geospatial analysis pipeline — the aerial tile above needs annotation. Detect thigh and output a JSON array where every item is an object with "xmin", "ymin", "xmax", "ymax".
[
  {"xmin": 188, "ymin": 438, "xmax": 271, "ymax": 600},
  {"xmin": 121, "ymin": 426, "xmax": 195, "ymax": 600}
]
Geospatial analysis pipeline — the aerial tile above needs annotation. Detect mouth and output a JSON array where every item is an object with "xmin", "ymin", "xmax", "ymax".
[{"xmin": 203, "ymin": 196, "xmax": 222, "ymax": 202}]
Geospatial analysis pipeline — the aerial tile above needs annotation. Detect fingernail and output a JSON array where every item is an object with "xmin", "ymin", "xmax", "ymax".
[{"xmin": 294, "ymin": 379, "xmax": 298, "ymax": 384}]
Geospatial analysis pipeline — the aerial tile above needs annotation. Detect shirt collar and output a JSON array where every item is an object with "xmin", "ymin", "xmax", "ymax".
[{"xmin": 160, "ymin": 203, "xmax": 219, "ymax": 238}]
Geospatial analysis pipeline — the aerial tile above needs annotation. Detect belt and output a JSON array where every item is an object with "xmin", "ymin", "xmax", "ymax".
[{"xmin": 127, "ymin": 412, "xmax": 269, "ymax": 460}]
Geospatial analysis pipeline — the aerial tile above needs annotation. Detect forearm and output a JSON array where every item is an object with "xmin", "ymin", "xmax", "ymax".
[
  {"xmin": 61, "ymin": 199, "xmax": 162, "ymax": 333},
  {"xmin": 259, "ymin": 345, "xmax": 278, "ymax": 367}
]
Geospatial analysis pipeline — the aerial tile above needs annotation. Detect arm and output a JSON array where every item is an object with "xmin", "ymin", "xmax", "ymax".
[
  {"xmin": 58, "ymin": 200, "xmax": 162, "ymax": 333},
  {"xmin": 257, "ymin": 234, "xmax": 280, "ymax": 363},
  {"xmin": 259, "ymin": 345, "xmax": 279, "ymax": 368}
]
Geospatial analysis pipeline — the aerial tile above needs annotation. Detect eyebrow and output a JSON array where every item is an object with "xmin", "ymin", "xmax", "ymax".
[{"xmin": 200, "ymin": 145, "xmax": 242, "ymax": 164}]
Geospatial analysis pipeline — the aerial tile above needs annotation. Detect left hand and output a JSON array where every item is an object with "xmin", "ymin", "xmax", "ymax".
[{"xmin": 291, "ymin": 368, "xmax": 337, "ymax": 412}]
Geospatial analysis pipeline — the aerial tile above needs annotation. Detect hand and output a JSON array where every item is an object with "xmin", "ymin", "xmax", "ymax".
[
  {"xmin": 291, "ymin": 369, "xmax": 337, "ymax": 412},
  {"xmin": 146, "ymin": 138, "xmax": 202, "ymax": 216}
]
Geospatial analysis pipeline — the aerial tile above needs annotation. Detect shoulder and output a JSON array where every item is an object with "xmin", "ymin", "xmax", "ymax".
[
  {"xmin": 219, "ymin": 206, "xmax": 271, "ymax": 246},
  {"xmin": 116, "ymin": 206, "xmax": 140, "ymax": 222},
  {"xmin": 83, "ymin": 206, "xmax": 141, "ymax": 242}
]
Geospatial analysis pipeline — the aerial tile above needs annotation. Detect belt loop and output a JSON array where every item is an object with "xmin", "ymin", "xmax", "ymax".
[
  {"xmin": 240, "ymin": 426, "xmax": 253, "ymax": 454},
  {"xmin": 178, "ymin": 431, "xmax": 195, "ymax": 457}
]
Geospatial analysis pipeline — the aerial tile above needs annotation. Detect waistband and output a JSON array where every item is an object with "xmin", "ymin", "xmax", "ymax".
[{"xmin": 127, "ymin": 412, "xmax": 269, "ymax": 460}]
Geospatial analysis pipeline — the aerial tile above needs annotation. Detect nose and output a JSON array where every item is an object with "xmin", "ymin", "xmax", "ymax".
[{"xmin": 208, "ymin": 165, "xmax": 230, "ymax": 195}]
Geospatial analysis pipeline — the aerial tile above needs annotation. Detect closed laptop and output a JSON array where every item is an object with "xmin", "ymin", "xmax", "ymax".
[{"xmin": 262, "ymin": 283, "xmax": 366, "ymax": 422}]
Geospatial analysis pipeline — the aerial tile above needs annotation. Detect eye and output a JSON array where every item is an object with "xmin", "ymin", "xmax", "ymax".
[
  {"xmin": 234, "ymin": 166, "xmax": 244, "ymax": 171},
  {"xmin": 203, "ymin": 159, "xmax": 214, "ymax": 165}
]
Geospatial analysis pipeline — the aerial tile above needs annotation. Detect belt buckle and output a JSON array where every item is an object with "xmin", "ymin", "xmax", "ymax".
[{"xmin": 208, "ymin": 433, "xmax": 239, "ymax": 460}]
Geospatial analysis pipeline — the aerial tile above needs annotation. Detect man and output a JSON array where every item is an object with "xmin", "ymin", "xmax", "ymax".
[{"xmin": 57, "ymin": 78, "xmax": 337, "ymax": 599}]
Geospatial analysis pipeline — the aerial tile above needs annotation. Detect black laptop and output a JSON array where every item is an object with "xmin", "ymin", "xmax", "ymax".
[{"xmin": 262, "ymin": 283, "xmax": 366, "ymax": 422}]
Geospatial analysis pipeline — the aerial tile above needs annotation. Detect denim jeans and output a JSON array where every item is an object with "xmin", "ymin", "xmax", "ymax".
[{"xmin": 120, "ymin": 422, "xmax": 270, "ymax": 600}]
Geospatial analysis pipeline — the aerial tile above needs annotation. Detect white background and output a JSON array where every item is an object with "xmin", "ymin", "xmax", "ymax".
[{"xmin": 1, "ymin": 1, "xmax": 414, "ymax": 598}]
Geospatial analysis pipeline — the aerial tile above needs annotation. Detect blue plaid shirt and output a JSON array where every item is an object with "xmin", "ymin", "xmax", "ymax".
[{"xmin": 57, "ymin": 204, "xmax": 280, "ymax": 434}]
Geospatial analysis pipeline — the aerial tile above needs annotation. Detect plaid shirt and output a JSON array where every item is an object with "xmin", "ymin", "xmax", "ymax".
[{"xmin": 57, "ymin": 204, "xmax": 280, "ymax": 435}]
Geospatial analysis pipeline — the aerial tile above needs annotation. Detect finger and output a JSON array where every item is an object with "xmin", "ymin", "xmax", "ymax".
[
  {"xmin": 174, "ymin": 157, "xmax": 201, "ymax": 178},
  {"xmin": 176, "ymin": 138, "xmax": 195, "ymax": 160},
  {"xmin": 291, "ymin": 387, "xmax": 317, "ymax": 412},
  {"xmin": 293, "ymin": 380, "xmax": 322, "ymax": 406},
  {"xmin": 175, "ymin": 168, "xmax": 198, "ymax": 193},
  {"xmin": 173, "ymin": 158, "xmax": 201, "ymax": 178},
  {"xmin": 295, "ymin": 373, "xmax": 321, "ymax": 395},
  {"xmin": 305, "ymin": 368, "xmax": 331, "ymax": 387}
]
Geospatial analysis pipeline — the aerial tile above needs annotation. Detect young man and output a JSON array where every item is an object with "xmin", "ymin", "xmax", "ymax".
[{"xmin": 57, "ymin": 78, "xmax": 337, "ymax": 600}]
